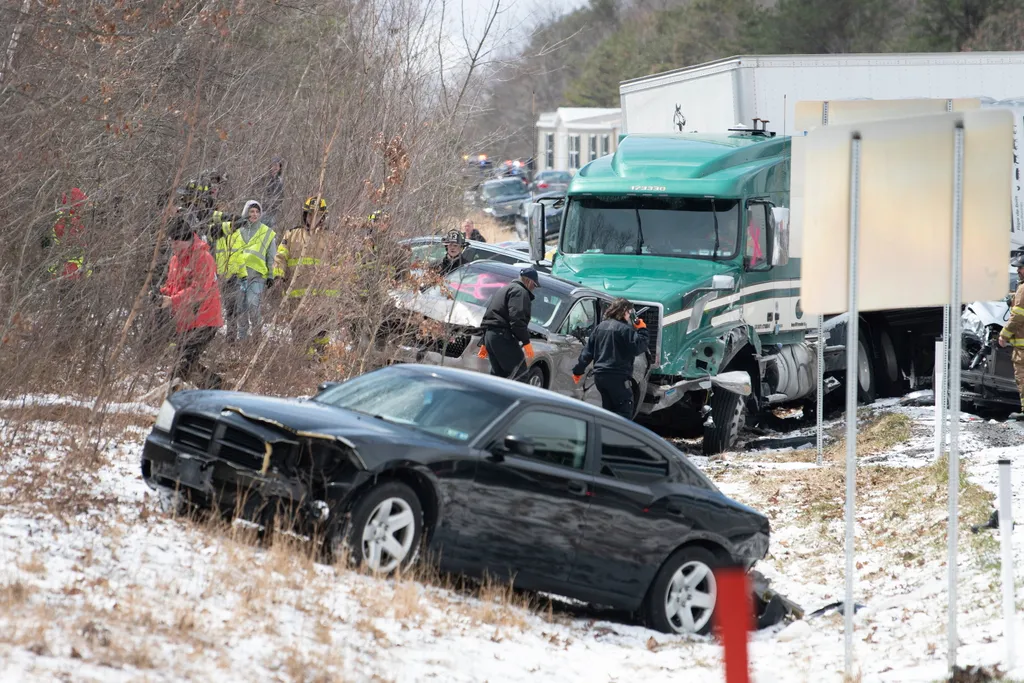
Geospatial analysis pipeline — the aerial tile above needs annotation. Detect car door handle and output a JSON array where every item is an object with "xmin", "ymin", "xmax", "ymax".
[{"xmin": 567, "ymin": 481, "xmax": 591, "ymax": 497}]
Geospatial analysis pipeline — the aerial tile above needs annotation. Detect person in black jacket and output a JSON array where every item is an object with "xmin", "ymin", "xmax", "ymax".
[
  {"xmin": 571, "ymin": 298, "xmax": 649, "ymax": 419},
  {"xmin": 430, "ymin": 229, "xmax": 468, "ymax": 277},
  {"xmin": 479, "ymin": 267, "xmax": 539, "ymax": 380}
]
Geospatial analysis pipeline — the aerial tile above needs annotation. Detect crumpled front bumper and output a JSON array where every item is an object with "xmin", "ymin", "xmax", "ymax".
[{"xmin": 642, "ymin": 370, "xmax": 752, "ymax": 414}]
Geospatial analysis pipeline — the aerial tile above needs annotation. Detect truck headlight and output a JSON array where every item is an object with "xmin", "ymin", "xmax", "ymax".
[{"xmin": 154, "ymin": 400, "xmax": 176, "ymax": 432}]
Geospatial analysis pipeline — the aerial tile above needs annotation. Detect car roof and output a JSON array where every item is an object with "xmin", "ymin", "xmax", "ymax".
[
  {"xmin": 384, "ymin": 363, "xmax": 644, "ymax": 426},
  {"xmin": 400, "ymin": 236, "xmax": 527, "ymax": 260},
  {"xmin": 457, "ymin": 259, "xmax": 594, "ymax": 297}
]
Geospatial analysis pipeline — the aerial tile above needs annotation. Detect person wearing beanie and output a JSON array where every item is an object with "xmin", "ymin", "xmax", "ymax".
[{"xmin": 214, "ymin": 199, "xmax": 277, "ymax": 341}]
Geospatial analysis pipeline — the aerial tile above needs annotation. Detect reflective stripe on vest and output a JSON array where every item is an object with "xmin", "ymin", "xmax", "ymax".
[
  {"xmin": 218, "ymin": 224, "xmax": 275, "ymax": 278},
  {"xmin": 287, "ymin": 256, "xmax": 321, "ymax": 267}
]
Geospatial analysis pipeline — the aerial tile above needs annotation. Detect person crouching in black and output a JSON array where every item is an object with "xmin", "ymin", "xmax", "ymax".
[{"xmin": 571, "ymin": 298, "xmax": 649, "ymax": 419}]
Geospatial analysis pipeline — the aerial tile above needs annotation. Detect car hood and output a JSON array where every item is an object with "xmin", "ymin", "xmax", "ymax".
[
  {"xmin": 389, "ymin": 289, "xmax": 486, "ymax": 328},
  {"xmin": 171, "ymin": 391, "xmax": 453, "ymax": 450},
  {"xmin": 553, "ymin": 253, "xmax": 736, "ymax": 304}
]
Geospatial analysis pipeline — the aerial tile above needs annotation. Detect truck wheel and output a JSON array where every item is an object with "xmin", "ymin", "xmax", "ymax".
[
  {"xmin": 872, "ymin": 327, "xmax": 902, "ymax": 397},
  {"xmin": 857, "ymin": 332, "xmax": 877, "ymax": 404},
  {"xmin": 702, "ymin": 389, "xmax": 746, "ymax": 455}
]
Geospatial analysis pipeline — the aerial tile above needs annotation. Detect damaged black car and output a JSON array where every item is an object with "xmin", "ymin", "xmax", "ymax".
[{"xmin": 141, "ymin": 364, "xmax": 770, "ymax": 634}]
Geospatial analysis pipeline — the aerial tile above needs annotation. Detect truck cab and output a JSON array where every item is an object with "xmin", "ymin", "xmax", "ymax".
[{"xmin": 536, "ymin": 129, "xmax": 815, "ymax": 453}]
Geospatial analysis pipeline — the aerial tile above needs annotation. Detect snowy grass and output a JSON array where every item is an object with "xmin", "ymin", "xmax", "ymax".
[{"xmin": 1, "ymin": 399, "xmax": 1024, "ymax": 681}]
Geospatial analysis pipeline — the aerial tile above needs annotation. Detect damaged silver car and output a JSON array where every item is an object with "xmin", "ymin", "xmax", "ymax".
[{"xmin": 390, "ymin": 260, "xmax": 652, "ymax": 417}]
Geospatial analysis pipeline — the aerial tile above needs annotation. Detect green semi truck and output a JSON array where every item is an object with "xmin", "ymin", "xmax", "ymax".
[
  {"xmin": 527, "ymin": 54, "xmax": 1024, "ymax": 454},
  {"xmin": 529, "ymin": 123, "xmax": 813, "ymax": 453}
]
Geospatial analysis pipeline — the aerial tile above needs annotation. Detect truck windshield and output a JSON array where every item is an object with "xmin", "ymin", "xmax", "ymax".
[{"xmin": 561, "ymin": 196, "xmax": 740, "ymax": 259}]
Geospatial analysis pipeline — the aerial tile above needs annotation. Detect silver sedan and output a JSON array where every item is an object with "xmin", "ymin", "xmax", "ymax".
[{"xmin": 390, "ymin": 260, "xmax": 651, "ymax": 417}]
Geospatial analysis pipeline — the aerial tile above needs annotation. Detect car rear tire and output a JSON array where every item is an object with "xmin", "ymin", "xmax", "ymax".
[
  {"xmin": 332, "ymin": 481, "xmax": 423, "ymax": 574},
  {"xmin": 702, "ymin": 389, "xmax": 746, "ymax": 455},
  {"xmin": 646, "ymin": 546, "xmax": 720, "ymax": 635},
  {"xmin": 524, "ymin": 364, "xmax": 546, "ymax": 388}
]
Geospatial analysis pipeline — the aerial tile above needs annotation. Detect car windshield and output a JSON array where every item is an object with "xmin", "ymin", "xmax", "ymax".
[
  {"xmin": 537, "ymin": 172, "xmax": 571, "ymax": 183},
  {"xmin": 429, "ymin": 267, "xmax": 567, "ymax": 329},
  {"xmin": 561, "ymin": 196, "xmax": 740, "ymax": 260},
  {"xmin": 482, "ymin": 179, "xmax": 527, "ymax": 199},
  {"xmin": 315, "ymin": 368, "xmax": 512, "ymax": 443}
]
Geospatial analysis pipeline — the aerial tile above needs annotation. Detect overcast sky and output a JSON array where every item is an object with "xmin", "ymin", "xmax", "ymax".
[{"xmin": 438, "ymin": 0, "xmax": 589, "ymax": 65}]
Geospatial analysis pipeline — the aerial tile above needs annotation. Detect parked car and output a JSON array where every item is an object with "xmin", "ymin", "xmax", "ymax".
[
  {"xmin": 515, "ymin": 191, "xmax": 565, "ymax": 242},
  {"xmin": 389, "ymin": 260, "xmax": 650, "ymax": 414},
  {"xmin": 399, "ymin": 236, "xmax": 547, "ymax": 275},
  {"xmin": 530, "ymin": 170, "xmax": 572, "ymax": 194},
  {"xmin": 480, "ymin": 178, "xmax": 531, "ymax": 224},
  {"xmin": 141, "ymin": 363, "xmax": 770, "ymax": 634},
  {"xmin": 494, "ymin": 240, "xmax": 530, "ymax": 253}
]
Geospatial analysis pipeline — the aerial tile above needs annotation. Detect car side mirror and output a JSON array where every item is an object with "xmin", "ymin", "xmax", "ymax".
[
  {"xmin": 503, "ymin": 434, "xmax": 535, "ymax": 457},
  {"xmin": 570, "ymin": 325, "xmax": 589, "ymax": 341}
]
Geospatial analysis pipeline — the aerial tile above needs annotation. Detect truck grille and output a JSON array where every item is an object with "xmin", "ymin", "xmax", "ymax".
[
  {"xmin": 173, "ymin": 414, "xmax": 216, "ymax": 452},
  {"xmin": 633, "ymin": 303, "xmax": 661, "ymax": 366}
]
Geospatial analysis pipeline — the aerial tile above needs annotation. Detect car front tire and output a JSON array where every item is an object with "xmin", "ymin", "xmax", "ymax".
[
  {"xmin": 332, "ymin": 481, "xmax": 423, "ymax": 574},
  {"xmin": 524, "ymin": 364, "xmax": 546, "ymax": 388},
  {"xmin": 646, "ymin": 546, "xmax": 720, "ymax": 635}
]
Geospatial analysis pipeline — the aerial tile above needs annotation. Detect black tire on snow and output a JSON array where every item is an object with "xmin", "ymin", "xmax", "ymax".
[
  {"xmin": 645, "ymin": 545, "xmax": 722, "ymax": 636},
  {"xmin": 329, "ymin": 480, "xmax": 423, "ymax": 573},
  {"xmin": 702, "ymin": 389, "xmax": 746, "ymax": 455}
]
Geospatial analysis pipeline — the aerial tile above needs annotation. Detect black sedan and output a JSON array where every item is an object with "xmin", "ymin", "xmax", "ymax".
[{"xmin": 141, "ymin": 365, "xmax": 770, "ymax": 635}]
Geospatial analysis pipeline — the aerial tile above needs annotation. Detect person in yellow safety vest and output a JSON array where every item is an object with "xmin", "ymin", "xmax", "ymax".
[
  {"xmin": 274, "ymin": 195, "xmax": 338, "ymax": 357},
  {"xmin": 999, "ymin": 254, "xmax": 1024, "ymax": 420},
  {"xmin": 214, "ymin": 200, "xmax": 277, "ymax": 341}
]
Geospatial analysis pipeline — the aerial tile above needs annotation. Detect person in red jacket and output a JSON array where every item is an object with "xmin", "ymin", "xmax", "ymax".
[{"xmin": 159, "ymin": 216, "xmax": 224, "ymax": 390}]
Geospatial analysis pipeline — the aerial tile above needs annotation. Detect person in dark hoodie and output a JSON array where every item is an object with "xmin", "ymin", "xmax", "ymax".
[
  {"xmin": 571, "ymin": 298, "xmax": 649, "ymax": 419},
  {"xmin": 479, "ymin": 267, "xmax": 538, "ymax": 380}
]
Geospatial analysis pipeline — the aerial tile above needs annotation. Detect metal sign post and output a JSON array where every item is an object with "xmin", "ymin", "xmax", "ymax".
[
  {"xmin": 947, "ymin": 122, "xmax": 966, "ymax": 676},
  {"xmin": 817, "ymin": 314, "xmax": 825, "ymax": 466},
  {"xmin": 934, "ymin": 339, "xmax": 945, "ymax": 461},
  {"xmin": 844, "ymin": 133, "xmax": 863, "ymax": 678},
  {"xmin": 999, "ymin": 458, "xmax": 1016, "ymax": 672}
]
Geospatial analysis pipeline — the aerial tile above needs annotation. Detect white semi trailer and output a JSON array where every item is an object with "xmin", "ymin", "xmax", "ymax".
[{"xmin": 617, "ymin": 52, "xmax": 1024, "ymax": 398}]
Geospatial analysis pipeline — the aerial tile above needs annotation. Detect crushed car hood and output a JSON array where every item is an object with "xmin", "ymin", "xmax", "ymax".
[
  {"xmin": 171, "ymin": 391, "xmax": 453, "ymax": 450},
  {"xmin": 390, "ymin": 289, "xmax": 485, "ymax": 328}
]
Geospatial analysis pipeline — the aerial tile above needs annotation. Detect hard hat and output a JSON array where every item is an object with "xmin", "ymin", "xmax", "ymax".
[
  {"xmin": 441, "ymin": 229, "xmax": 466, "ymax": 247},
  {"xmin": 303, "ymin": 195, "xmax": 328, "ymax": 215},
  {"xmin": 1011, "ymin": 254, "xmax": 1024, "ymax": 269}
]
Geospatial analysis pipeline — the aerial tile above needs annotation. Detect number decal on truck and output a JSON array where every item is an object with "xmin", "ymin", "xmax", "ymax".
[{"xmin": 630, "ymin": 185, "xmax": 666, "ymax": 192}]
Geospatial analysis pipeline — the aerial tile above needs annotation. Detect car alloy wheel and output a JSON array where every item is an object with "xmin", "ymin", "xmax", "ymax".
[
  {"xmin": 524, "ymin": 365, "xmax": 545, "ymax": 388},
  {"xmin": 646, "ymin": 545, "xmax": 721, "ymax": 635},
  {"xmin": 664, "ymin": 560, "xmax": 717, "ymax": 634},
  {"xmin": 360, "ymin": 497, "xmax": 416, "ymax": 573}
]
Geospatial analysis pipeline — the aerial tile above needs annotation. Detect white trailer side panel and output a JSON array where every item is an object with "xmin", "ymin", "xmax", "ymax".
[
  {"xmin": 621, "ymin": 53, "xmax": 1024, "ymax": 136},
  {"xmin": 620, "ymin": 66, "xmax": 738, "ymax": 134}
]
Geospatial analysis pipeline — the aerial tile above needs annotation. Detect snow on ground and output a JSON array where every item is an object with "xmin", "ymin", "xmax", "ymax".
[{"xmin": 1, "ymin": 397, "xmax": 1024, "ymax": 682}]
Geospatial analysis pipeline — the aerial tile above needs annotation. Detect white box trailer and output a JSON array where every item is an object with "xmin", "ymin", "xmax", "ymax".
[{"xmin": 618, "ymin": 53, "xmax": 1024, "ymax": 249}]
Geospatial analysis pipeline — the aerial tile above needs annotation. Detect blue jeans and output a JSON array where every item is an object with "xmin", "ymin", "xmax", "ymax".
[{"xmin": 225, "ymin": 277, "xmax": 266, "ymax": 341}]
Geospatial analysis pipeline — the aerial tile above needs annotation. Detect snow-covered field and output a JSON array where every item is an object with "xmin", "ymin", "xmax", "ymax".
[{"xmin": 1, "ymin": 396, "xmax": 1023, "ymax": 682}]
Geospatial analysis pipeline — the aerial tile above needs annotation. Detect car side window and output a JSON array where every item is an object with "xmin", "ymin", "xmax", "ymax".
[
  {"xmin": 502, "ymin": 411, "xmax": 588, "ymax": 470},
  {"xmin": 599, "ymin": 426, "xmax": 670, "ymax": 484},
  {"xmin": 559, "ymin": 298, "xmax": 597, "ymax": 337}
]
